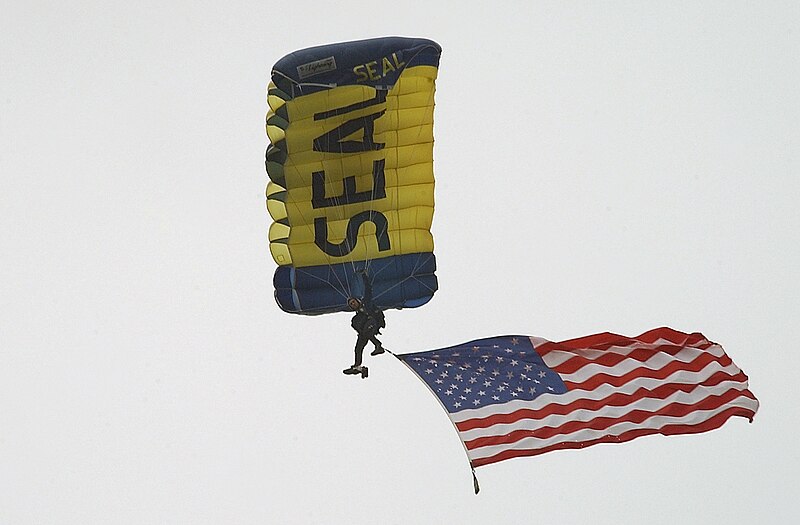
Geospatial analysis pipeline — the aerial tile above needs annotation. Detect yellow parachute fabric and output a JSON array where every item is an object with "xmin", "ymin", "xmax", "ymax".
[{"xmin": 266, "ymin": 37, "xmax": 441, "ymax": 314}]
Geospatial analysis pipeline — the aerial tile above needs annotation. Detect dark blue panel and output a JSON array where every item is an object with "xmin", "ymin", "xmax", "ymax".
[
  {"xmin": 399, "ymin": 336, "xmax": 568, "ymax": 414},
  {"xmin": 272, "ymin": 36, "xmax": 441, "ymax": 96},
  {"xmin": 273, "ymin": 252, "xmax": 438, "ymax": 315}
]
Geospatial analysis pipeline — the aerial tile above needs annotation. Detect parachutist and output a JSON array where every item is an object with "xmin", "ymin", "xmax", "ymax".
[{"xmin": 343, "ymin": 297, "xmax": 386, "ymax": 378}]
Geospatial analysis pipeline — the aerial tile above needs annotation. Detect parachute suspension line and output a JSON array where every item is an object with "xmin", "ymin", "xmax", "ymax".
[
  {"xmin": 397, "ymin": 52, "xmax": 436, "ymax": 293},
  {"xmin": 355, "ymin": 84, "xmax": 388, "ymax": 288},
  {"xmin": 285, "ymin": 148, "xmax": 350, "ymax": 301},
  {"xmin": 330, "ymin": 138, "xmax": 355, "ymax": 295},
  {"xmin": 314, "ymin": 100, "xmax": 350, "ymax": 299},
  {"xmin": 280, "ymin": 81, "xmax": 353, "ymax": 304},
  {"xmin": 362, "ymin": 88, "xmax": 382, "ymax": 281},
  {"xmin": 367, "ymin": 62, "xmax": 436, "ymax": 306},
  {"xmin": 391, "ymin": 350, "xmax": 480, "ymax": 495}
]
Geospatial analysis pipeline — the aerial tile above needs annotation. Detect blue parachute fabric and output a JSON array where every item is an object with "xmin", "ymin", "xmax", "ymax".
[
  {"xmin": 274, "ymin": 253, "xmax": 438, "ymax": 314},
  {"xmin": 271, "ymin": 36, "xmax": 441, "ymax": 96}
]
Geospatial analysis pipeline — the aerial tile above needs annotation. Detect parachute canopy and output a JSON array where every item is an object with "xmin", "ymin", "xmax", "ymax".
[{"xmin": 265, "ymin": 37, "xmax": 441, "ymax": 315}]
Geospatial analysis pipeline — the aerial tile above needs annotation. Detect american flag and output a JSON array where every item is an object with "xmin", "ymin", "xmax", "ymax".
[{"xmin": 398, "ymin": 327, "xmax": 758, "ymax": 468}]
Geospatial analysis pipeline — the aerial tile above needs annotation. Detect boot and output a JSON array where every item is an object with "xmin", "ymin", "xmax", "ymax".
[{"xmin": 343, "ymin": 365, "xmax": 368, "ymax": 378}]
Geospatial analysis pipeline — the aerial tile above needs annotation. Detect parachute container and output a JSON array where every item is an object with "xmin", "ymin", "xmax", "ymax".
[{"xmin": 265, "ymin": 37, "xmax": 441, "ymax": 314}]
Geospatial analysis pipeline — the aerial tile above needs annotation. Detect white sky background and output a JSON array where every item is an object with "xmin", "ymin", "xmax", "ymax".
[{"xmin": 1, "ymin": 1, "xmax": 798, "ymax": 523}]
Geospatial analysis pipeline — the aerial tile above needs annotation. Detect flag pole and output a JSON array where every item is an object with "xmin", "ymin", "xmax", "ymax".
[{"xmin": 387, "ymin": 349, "xmax": 480, "ymax": 494}]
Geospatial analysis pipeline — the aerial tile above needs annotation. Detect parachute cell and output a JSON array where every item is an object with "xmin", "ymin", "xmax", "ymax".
[{"xmin": 265, "ymin": 37, "xmax": 441, "ymax": 314}]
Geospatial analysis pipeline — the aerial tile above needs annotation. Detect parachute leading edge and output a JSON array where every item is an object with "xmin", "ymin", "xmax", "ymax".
[{"xmin": 266, "ymin": 37, "xmax": 441, "ymax": 315}]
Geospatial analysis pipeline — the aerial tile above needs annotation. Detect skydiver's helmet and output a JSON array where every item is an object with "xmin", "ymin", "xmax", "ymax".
[{"xmin": 347, "ymin": 297, "xmax": 362, "ymax": 311}]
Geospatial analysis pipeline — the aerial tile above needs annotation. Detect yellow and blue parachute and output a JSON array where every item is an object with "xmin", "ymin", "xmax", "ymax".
[{"xmin": 265, "ymin": 37, "xmax": 441, "ymax": 314}]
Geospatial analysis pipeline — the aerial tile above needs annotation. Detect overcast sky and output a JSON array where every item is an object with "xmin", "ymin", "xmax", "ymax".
[{"xmin": 2, "ymin": 1, "xmax": 798, "ymax": 523}]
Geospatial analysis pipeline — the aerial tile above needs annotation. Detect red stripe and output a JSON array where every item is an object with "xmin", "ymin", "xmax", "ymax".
[
  {"xmin": 536, "ymin": 328, "xmax": 712, "ymax": 357},
  {"xmin": 560, "ymin": 352, "xmax": 733, "ymax": 391},
  {"xmin": 470, "ymin": 406, "xmax": 754, "ymax": 467},
  {"xmin": 553, "ymin": 343, "xmax": 723, "ymax": 375},
  {"xmin": 538, "ymin": 337, "xmax": 714, "ymax": 357},
  {"xmin": 636, "ymin": 328, "xmax": 711, "ymax": 346},
  {"xmin": 463, "ymin": 388, "xmax": 757, "ymax": 450},
  {"xmin": 456, "ymin": 370, "xmax": 750, "ymax": 432}
]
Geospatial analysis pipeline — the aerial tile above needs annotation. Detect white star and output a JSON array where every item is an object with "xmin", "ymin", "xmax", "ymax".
[
  {"xmin": 444, "ymin": 362, "xmax": 453, "ymax": 368},
  {"xmin": 505, "ymin": 348, "xmax": 513, "ymax": 354},
  {"xmin": 464, "ymin": 388, "xmax": 472, "ymax": 394},
  {"xmin": 450, "ymin": 384, "xmax": 458, "ymax": 390},
  {"xmin": 547, "ymin": 386, "xmax": 554, "ymax": 391},
  {"xmin": 511, "ymin": 391, "xmax": 518, "ymax": 397},
  {"xmin": 445, "ymin": 390, "xmax": 452, "ymax": 395},
  {"xmin": 435, "ymin": 379, "xmax": 443, "ymax": 384},
  {"xmin": 460, "ymin": 395, "xmax": 467, "ymax": 400},
  {"xmin": 492, "ymin": 395, "xmax": 500, "ymax": 401},
  {"xmin": 455, "ymin": 374, "xmax": 463, "ymax": 381},
  {"xmin": 472, "ymin": 346, "xmax": 480, "ymax": 352},
  {"xmin": 440, "ymin": 371, "xmax": 448, "ymax": 378},
  {"xmin": 483, "ymin": 380, "xmax": 492, "ymax": 387},
  {"xmin": 511, "ymin": 360, "xmax": 518, "ymax": 366},
  {"xmin": 538, "ymin": 371, "xmax": 546, "ymax": 378},
  {"xmin": 425, "ymin": 369, "xmax": 433, "ymax": 374},
  {"xmin": 468, "ymin": 377, "xmax": 477, "ymax": 384},
  {"xmin": 477, "ymin": 366, "xmax": 486, "ymax": 373},
  {"xmin": 524, "ymin": 364, "xmax": 533, "ymax": 372},
  {"xmin": 473, "ymin": 399, "xmax": 481, "ymax": 405},
  {"xmin": 497, "ymin": 385, "xmax": 506, "ymax": 392},
  {"xmin": 478, "ymin": 390, "xmax": 486, "ymax": 396},
  {"xmin": 511, "ymin": 338, "xmax": 519, "ymax": 345},
  {"xmin": 492, "ymin": 370, "xmax": 500, "ymax": 376},
  {"xmin": 454, "ymin": 401, "xmax": 462, "ymax": 408},
  {"xmin": 496, "ymin": 356, "xmax": 504, "ymax": 362},
  {"xmin": 530, "ymin": 387, "xmax": 537, "ymax": 394}
]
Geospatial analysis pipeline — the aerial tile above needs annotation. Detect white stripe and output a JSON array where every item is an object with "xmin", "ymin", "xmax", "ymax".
[
  {"xmin": 450, "ymin": 361, "xmax": 745, "ymax": 423},
  {"xmin": 466, "ymin": 396, "xmax": 759, "ymax": 462},
  {"xmin": 458, "ymin": 381, "xmax": 750, "ymax": 442},
  {"xmin": 540, "ymin": 342, "xmax": 643, "ymax": 368},
  {"xmin": 528, "ymin": 336, "xmax": 549, "ymax": 349},
  {"xmin": 648, "ymin": 336, "xmax": 711, "ymax": 347},
  {"xmin": 541, "ymin": 341, "xmax": 724, "ymax": 369},
  {"xmin": 557, "ymin": 345, "xmax": 734, "ymax": 385},
  {"xmin": 539, "ymin": 337, "xmax": 714, "ymax": 368}
]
